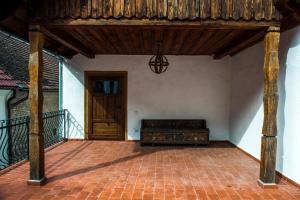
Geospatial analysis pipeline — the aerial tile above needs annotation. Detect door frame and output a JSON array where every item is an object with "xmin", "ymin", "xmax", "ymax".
[{"xmin": 84, "ymin": 71, "xmax": 128, "ymax": 140}]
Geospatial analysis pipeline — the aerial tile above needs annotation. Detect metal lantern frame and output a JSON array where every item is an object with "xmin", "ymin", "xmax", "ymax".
[{"xmin": 149, "ymin": 41, "xmax": 169, "ymax": 74}]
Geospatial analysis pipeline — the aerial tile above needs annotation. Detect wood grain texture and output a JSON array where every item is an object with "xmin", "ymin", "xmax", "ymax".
[
  {"xmin": 41, "ymin": 27, "xmax": 95, "ymax": 58},
  {"xmin": 260, "ymin": 136, "xmax": 277, "ymax": 184},
  {"xmin": 167, "ymin": 0, "xmax": 177, "ymax": 19},
  {"xmin": 262, "ymin": 27, "xmax": 280, "ymax": 137},
  {"xmin": 4, "ymin": 0, "xmax": 282, "ymax": 59},
  {"xmin": 103, "ymin": 0, "xmax": 113, "ymax": 18},
  {"xmin": 214, "ymin": 30, "xmax": 266, "ymax": 59},
  {"xmin": 45, "ymin": 27, "xmax": 268, "ymax": 57},
  {"xmin": 124, "ymin": 0, "xmax": 135, "ymax": 17},
  {"xmin": 84, "ymin": 71, "xmax": 128, "ymax": 141},
  {"xmin": 136, "ymin": 0, "xmax": 147, "ymax": 18},
  {"xmin": 28, "ymin": 25, "xmax": 45, "ymax": 182},
  {"xmin": 140, "ymin": 119, "xmax": 209, "ymax": 145},
  {"xmin": 259, "ymin": 26, "xmax": 280, "ymax": 185},
  {"xmin": 38, "ymin": 0, "xmax": 282, "ymax": 21},
  {"xmin": 44, "ymin": 18, "xmax": 279, "ymax": 28}
]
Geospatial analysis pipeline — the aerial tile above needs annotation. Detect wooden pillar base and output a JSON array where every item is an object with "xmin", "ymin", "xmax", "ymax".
[
  {"xmin": 28, "ymin": 134, "xmax": 45, "ymax": 182},
  {"xmin": 257, "ymin": 179, "xmax": 278, "ymax": 189},
  {"xmin": 27, "ymin": 177, "xmax": 47, "ymax": 186},
  {"xmin": 259, "ymin": 136, "xmax": 277, "ymax": 184}
]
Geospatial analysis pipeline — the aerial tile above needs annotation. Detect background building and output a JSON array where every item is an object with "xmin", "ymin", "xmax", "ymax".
[{"xmin": 0, "ymin": 31, "xmax": 59, "ymax": 120}]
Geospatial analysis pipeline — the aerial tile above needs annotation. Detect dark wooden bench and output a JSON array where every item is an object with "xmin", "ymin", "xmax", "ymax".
[{"xmin": 140, "ymin": 119, "xmax": 209, "ymax": 146}]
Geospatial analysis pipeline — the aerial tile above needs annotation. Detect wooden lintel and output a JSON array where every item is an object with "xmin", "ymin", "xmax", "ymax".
[
  {"xmin": 40, "ymin": 26, "xmax": 95, "ymax": 59},
  {"xmin": 213, "ymin": 30, "xmax": 266, "ymax": 59},
  {"xmin": 41, "ymin": 18, "xmax": 280, "ymax": 30}
]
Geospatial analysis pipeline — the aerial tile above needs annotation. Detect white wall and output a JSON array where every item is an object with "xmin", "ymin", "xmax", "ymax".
[
  {"xmin": 63, "ymin": 30, "xmax": 300, "ymax": 184},
  {"xmin": 0, "ymin": 89, "xmax": 12, "ymax": 168},
  {"xmin": 229, "ymin": 43, "xmax": 264, "ymax": 159},
  {"xmin": 0, "ymin": 90, "xmax": 12, "ymax": 120},
  {"xmin": 63, "ymin": 55, "xmax": 231, "ymax": 140},
  {"xmin": 230, "ymin": 26, "xmax": 300, "ymax": 184}
]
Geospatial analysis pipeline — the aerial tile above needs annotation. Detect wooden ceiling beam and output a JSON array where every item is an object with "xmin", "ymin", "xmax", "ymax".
[
  {"xmin": 286, "ymin": 1, "xmax": 300, "ymax": 16},
  {"xmin": 213, "ymin": 30, "xmax": 266, "ymax": 59},
  {"xmin": 55, "ymin": 45, "xmax": 77, "ymax": 59},
  {"xmin": 0, "ymin": 16, "xmax": 28, "ymax": 39},
  {"xmin": 281, "ymin": 12, "xmax": 300, "ymax": 31},
  {"xmin": 275, "ymin": 0, "xmax": 300, "ymax": 31},
  {"xmin": 40, "ymin": 27, "xmax": 95, "ymax": 59},
  {"xmin": 276, "ymin": 0, "xmax": 300, "ymax": 16},
  {"xmin": 191, "ymin": 30, "xmax": 216, "ymax": 54},
  {"xmin": 0, "ymin": 0, "xmax": 22, "ymax": 21},
  {"xmin": 203, "ymin": 30, "xmax": 232, "ymax": 54},
  {"xmin": 42, "ymin": 19, "xmax": 280, "ymax": 30},
  {"xmin": 210, "ymin": 30, "xmax": 244, "ymax": 54}
]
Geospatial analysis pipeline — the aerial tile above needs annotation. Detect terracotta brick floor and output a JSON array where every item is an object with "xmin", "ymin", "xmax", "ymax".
[{"xmin": 0, "ymin": 141, "xmax": 300, "ymax": 200}]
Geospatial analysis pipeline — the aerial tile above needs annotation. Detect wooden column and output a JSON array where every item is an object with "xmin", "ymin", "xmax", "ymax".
[
  {"xmin": 27, "ymin": 25, "xmax": 46, "ymax": 185},
  {"xmin": 258, "ymin": 26, "xmax": 280, "ymax": 188}
]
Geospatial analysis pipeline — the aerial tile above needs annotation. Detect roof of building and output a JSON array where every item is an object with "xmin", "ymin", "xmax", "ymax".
[
  {"xmin": 0, "ymin": 69, "xmax": 25, "ymax": 88},
  {"xmin": 0, "ymin": 31, "xmax": 59, "ymax": 90}
]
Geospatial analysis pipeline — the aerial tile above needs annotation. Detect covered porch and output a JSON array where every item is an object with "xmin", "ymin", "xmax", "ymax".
[
  {"xmin": 1, "ymin": 0, "xmax": 300, "ymax": 197},
  {"xmin": 1, "ymin": 140, "xmax": 300, "ymax": 199},
  {"xmin": 26, "ymin": 0, "xmax": 282, "ymax": 188}
]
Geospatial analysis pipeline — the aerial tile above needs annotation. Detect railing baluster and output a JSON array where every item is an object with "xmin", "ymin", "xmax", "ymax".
[
  {"xmin": 0, "ymin": 110, "xmax": 67, "ymax": 170},
  {"xmin": 26, "ymin": 118, "xmax": 29, "ymax": 160},
  {"xmin": 63, "ymin": 109, "xmax": 66, "ymax": 139}
]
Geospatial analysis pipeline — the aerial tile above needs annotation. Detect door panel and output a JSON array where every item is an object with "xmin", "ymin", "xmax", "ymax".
[
  {"xmin": 88, "ymin": 77, "xmax": 125, "ymax": 140},
  {"xmin": 93, "ymin": 123, "xmax": 119, "ymax": 135}
]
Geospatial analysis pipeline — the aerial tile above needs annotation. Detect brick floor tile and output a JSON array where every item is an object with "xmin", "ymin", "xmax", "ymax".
[
  {"xmin": 121, "ymin": 192, "xmax": 133, "ymax": 200},
  {"xmin": 76, "ymin": 191, "xmax": 90, "ymax": 200},
  {"xmin": 0, "ymin": 141, "xmax": 299, "ymax": 200}
]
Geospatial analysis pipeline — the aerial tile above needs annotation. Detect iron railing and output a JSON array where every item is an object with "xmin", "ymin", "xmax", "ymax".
[
  {"xmin": 0, "ymin": 109, "xmax": 69, "ymax": 170},
  {"xmin": 43, "ymin": 110, "xmax": 65, "ymax": 149}
]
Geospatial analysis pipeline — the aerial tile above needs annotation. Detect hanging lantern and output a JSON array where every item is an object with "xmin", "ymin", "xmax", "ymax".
[{"xmin": 149, "ymin": 41, "xmax": 169, "ymax": 74}]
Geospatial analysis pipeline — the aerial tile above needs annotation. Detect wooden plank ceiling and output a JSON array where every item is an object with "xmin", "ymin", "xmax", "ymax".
[
  {"xmin": 33, "ymin": 0, "xmax": 281, "ymax": 59},
  {"xmin": 47, "ymin": 27, "xmax": 266, "ymax": 58},
  {"xmin": 3, "ymin": 0, "xmax": 299, "ymax": 59}
]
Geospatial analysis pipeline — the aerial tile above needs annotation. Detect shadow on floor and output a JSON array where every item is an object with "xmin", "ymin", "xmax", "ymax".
[
  {"xmin": 46, "ymin": 141, "xmax": 93, "ymax": 174},
  {"xmin": 46, "ymin": 141, "xmax": 234, "ymax": 184}
]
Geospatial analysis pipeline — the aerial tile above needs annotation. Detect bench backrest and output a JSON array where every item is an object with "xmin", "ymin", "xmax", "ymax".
[{"xmin": 141, "ymin": 119, "xmax": 207, "ymax": 129}]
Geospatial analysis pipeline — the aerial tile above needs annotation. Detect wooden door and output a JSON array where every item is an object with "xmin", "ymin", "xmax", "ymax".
[{"xmin": 88, "ymin": 76, "xmax": 125, "ymax": 140}]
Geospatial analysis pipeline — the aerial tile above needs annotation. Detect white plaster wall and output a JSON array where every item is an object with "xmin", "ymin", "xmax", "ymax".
[
  {"xmin": 230, "ymin": 27, "xmax": 300, "ymax": 184},
  {"xmin": 0, "ymin": 90, "xmax": 12, "ymax": 120},
  {"xmin": 229, "ymin": 42, "xmax": 264, "ymax": 159},
  {"xmin": 62, "ymin": 62, "xmax": 85, "ymax": 139},
  {"xmin": 63, "ymin": 55, "xmax": 231, "ymax": 140},
  {"xmin": 0, "ymin": 89, "xmax": 12, "ymax": 168}
]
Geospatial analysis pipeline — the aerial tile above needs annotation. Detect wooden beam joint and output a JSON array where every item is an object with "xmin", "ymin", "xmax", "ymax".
[
  {"xmin": 213, "ymin": 30, "xmax": 266, "ymax": 59},
  {"xmin": 40, "ymin": 26, "xmax": 95, "ymax": 59}
]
